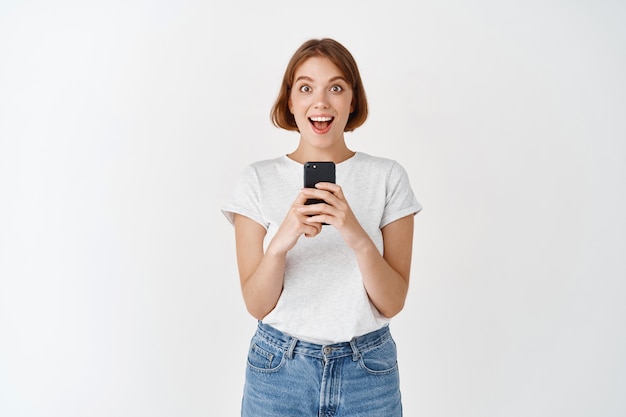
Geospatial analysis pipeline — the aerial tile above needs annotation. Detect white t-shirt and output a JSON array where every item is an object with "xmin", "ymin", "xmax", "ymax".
[{"xmin": 222, "ymin": 152, "xmax": 421, "ymax": 344}]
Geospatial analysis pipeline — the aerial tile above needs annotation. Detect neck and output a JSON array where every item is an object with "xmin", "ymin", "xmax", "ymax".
[{"xmin": 288, "ymin": 140, "xmax": 355, "ymax": 164}]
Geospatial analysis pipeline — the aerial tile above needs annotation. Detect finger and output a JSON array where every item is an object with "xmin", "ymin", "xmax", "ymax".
[
  {"xmin": 305, "ymin": 214, "xmax": 334, "ymax": 227},
  {"xmin": 314, "ymin": 182, "xmax": 343, "ymax": 198},
  {"xmin": 294, "ymin": 190, "xmax": 310, "ymax": 206},
  {"xmin": 303, "ymin": 222, "xmax": 322, "ymax": 237},
  {"xmin": 301, "ymin": 188, "xmax": 335, "ymax": 205},
  {"xmin": 303, "ymin": 189, "xmax": 343, "ymax": 209},
  {"xmin": 313, "ymin": 185, "xmax": 345, "ymax": 205},
  {"xmin": 297, "ymin": 203, "xmax": 337, "ymax": 217}
]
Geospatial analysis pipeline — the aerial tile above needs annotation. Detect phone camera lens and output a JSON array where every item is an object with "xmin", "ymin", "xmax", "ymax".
[{"xmin": 313, "ymin": 164, "xmax": 317, "ymax": 169}]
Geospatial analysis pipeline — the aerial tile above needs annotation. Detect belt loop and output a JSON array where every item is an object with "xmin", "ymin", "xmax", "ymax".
[
  {"xmin": 349, "ymin": 338, "xmax": 360, "ymax": 361},
  {"xmin": 286, "ymin": 337, "xmax": 298, "ymax": 359}
]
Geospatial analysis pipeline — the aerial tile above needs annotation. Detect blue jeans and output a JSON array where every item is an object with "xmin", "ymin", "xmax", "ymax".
[{"xmin": 242, "ymin": 322, "xmax": 402, "ymax": 417}]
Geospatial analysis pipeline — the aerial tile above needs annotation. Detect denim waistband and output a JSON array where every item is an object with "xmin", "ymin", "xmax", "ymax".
[{"xmin": 255, "ymin": 321, "xmax": 392, "ymax": 361}]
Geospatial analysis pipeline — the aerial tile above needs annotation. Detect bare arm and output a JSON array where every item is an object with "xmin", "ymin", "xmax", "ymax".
[
  {"xmin": 352, "ymin": 215, "xmax": 414, "ymax": 318},
  {"xmin": 233, "ymin": 215, "xmax": 284, "ymax": 319}
]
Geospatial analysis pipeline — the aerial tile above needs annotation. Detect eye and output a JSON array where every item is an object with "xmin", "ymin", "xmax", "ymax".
[
  {"xmin": 299, "ymin": 85, "xmax": 312, "ymax": 93},
  {"xmin": 330, "ymin": 85, "xmax": 343, "ymax": 93}
]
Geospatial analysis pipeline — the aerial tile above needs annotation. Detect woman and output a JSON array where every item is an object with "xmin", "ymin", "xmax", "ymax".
[{"xmin": 222, "ymin": 38, "xmax": 421, "ymax": 416}]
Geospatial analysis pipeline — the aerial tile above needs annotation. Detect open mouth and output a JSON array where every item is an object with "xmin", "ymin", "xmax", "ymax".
[{"xmin": 309, "ymin": 116, "xmax": 334, "ymax": 133}]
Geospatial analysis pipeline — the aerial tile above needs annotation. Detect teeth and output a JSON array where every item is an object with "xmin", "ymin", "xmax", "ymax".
[{"xmin": 310, "ymin": 116, "xmax": 333, "ymax": 122}]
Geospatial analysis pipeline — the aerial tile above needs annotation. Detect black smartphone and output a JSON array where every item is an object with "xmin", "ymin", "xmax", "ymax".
[{"xmin": 303, "ymin": 161, "xmax": 335, "ymax": 205}]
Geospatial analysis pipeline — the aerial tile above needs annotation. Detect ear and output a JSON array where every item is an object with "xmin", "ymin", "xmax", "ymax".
[
  {"xmin": 350, "ymin": 99, "xmax": 355, "ymax": 113},
  {"xmin": 288, "ymin": 98, "xmax": 294, "ymax": 114}
]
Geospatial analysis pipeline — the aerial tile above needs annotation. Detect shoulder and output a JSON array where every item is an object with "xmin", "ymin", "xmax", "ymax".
[
  {"xmin": 238, "ymin": 156, "xmax": 293, "ymax": 179},
  {"xmin": 353, "ymin": 152, "xmax": 408, "ymax": 176},
  {"xmin": 244, "ymin": 156, "xmax": 286, "ymax": 172}
]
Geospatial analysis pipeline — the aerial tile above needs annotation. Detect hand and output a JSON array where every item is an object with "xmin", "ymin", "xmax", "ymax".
[
  {"xmin": 266, "ymin": 191, "xmax": 323, "ymax": 256},
  {"xmin": 297, "ymin": 183, "xmax": 370, "ymax": 250}
]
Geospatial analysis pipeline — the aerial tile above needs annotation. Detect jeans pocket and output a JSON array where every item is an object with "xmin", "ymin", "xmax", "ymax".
[
  {"xmin": 359, "ymin": 337, "xmax": 398, "ymax": 375},
  {"xmin": 247, "ymin": 338, "xmax": 286, "ymax": 374}
]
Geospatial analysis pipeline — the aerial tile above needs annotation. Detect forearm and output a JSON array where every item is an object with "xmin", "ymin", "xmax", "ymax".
[
  {"xmin": 353, "ymin": 239, "xmax": 409, "ymax": 318},
  {"xmin": 241, "ymin": 246, "xmax": 287, "ymax": 320}
]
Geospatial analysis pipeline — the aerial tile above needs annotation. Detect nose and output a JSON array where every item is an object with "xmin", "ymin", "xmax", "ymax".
[{"xmin": 313, "ymin": 90, "xmax": 329, "ymax": 109}]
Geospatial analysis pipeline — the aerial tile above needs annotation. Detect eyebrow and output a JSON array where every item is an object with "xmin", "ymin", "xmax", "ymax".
[{"xmin": 294, "ymin": 75, "xmax": 349, "ymax": 84}]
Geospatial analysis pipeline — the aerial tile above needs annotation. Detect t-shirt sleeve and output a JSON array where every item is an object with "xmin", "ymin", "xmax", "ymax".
[
  {"xmin": 380, "ymin": 161, "xmax": 422, "ymax": 228},
  {"xmin": 221, "ymin": 164, "xmax": 268, "ymax": 229}
]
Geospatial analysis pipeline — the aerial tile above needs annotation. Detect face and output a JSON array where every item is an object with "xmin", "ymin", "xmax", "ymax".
[{"xmin": 288, "ymin": 56, "xmax": 354, "ymax": 149}]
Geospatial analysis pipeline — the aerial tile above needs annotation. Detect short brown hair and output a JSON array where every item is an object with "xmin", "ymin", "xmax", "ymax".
[{"xmin": 270, "ymin": 38, "xmax": 368, "ymax": 132}]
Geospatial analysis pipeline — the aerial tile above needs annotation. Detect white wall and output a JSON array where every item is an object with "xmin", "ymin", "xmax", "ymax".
[{"xmin": 1, "ymin": 1, "xmax": 624, "ymax": 416}]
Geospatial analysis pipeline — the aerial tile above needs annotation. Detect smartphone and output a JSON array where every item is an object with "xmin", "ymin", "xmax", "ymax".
[{"xmin": 303, "ymin": 161, "xmax": 335, "ymax": 205}]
